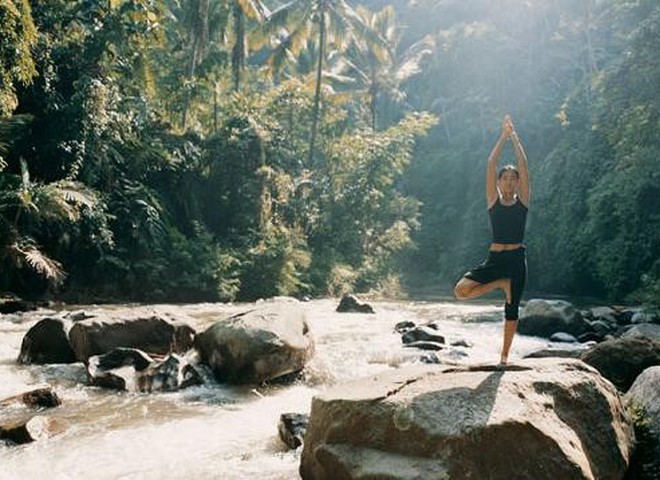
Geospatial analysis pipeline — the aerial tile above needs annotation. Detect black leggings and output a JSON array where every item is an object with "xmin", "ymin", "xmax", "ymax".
[{"xmin": 464, "ymin": 247, "xmax": 527, "ymax": 320}]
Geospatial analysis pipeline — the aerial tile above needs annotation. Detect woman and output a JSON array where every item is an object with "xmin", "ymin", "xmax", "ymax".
[{"xmin": 454, "ymin": 115, "xmax": 530, "ymax": 365}]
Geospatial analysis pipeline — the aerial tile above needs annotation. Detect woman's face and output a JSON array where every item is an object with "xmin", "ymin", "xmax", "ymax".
[{"xmin": 498, "ymin": 170, "xmax": 519, "ymax": 195}]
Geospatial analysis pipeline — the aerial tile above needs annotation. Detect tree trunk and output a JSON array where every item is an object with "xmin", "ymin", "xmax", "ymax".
[
  {"xmin": 369, "ymin": 69, "xmax": 377, "ymax": 131},
  {"xmin": 308, "ymin": 2, "xmax": 326, "ymax": 166},
  {"xmin": 232, "ymin": 3, "xmax": 246, "ymax": 91}
]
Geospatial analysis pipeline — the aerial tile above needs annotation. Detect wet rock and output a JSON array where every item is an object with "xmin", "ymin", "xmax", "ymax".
[
  {"xmin": 550, "ymin": 332, "xmax": 579, "ymax": 343},
  {"xmin": 578, "ymin": 332, "xmax": 604, "ymax": 343},
  {"xmin": 335, "ymin": 294, "xmax": 375, "ymax": 314},
  {"xmin": 632, "ymin": 311, "xmax": 660, "ymax": 325},
  {"xmin": 590, "ymin": 320, "xmax": 613, "ymax": 335},
  {"xmin": 17, "ymin": 317, "xmax": 77, "ymax": 365},
  {"xmin": 0, "ymin": 388, "xmax": 61, "ymax": 409},
  {"xmin": 419, "ymin": 353, "xmax": 441, "ymax": 364},
  {"xmin": 300, "ymin": 359, "xmax": 633, "ymax": 480},
  {"xmin": 622, "ymin": 324, "xmax": 660, "ymax": 341},
  {"xmin": 625, "ymin": 366, "xmax": 660, "ymax": 479},
  {"xmin": 590, "ymin": 306, "xmax": 616, "ymax": 319},
  {"xmin": 580, "ymin": 337, "xmax": 660, "ymax": 392},
  {"xmin": 518, "ymin": 299, "xmax": 591, "ymax": 338},
  {"xmin": 394, "ymin": 321, "xmax": 415, "ymax": 333},
  {"xmin": 401, "ymin": 326, "xmax": 445, "ymax": 345},
  {"xmin": 523, "ymin": 348, "xmax": 583, "ymax": 359},
  {"xmin": 278, "ymin": 413, "xmax": 308, "ymax": 449},
  {"xmin": 0, "ymin": 298, "xmax": 37, "ymax": 314},
  {"xmin": 0, "ymin": 415, "xmax": 66, "ymax": 445},
  {"xmin": 87, "ymin": 347, "xmax": 203, "ymax": 393},
  {"xmin": 69, "ymin": 314, "xmax": 196, "ymax": 363},
  {"xmin": 403, "ymin": 341, "xmax": 444, "ymax": 351},
  {"xmin": 195, "ymin": 304, "xmax": 314, "ymax": 384},
  {"xmin": 450, "ymin": 339, "xmax": 473, "ymax": 348}
]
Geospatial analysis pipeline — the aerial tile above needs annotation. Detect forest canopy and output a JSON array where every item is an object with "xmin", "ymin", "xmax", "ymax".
[{"xmin": 0, "ymin": 0, "xmax": 658, "ymax": 305}]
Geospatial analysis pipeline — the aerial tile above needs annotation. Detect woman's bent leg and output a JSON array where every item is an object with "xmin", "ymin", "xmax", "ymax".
[{"xmin": 454, "ymin": 277, "xmax": 511, "ymax": 303}]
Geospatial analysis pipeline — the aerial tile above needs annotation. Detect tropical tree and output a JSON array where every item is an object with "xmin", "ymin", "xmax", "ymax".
[
  {"xmin": 0, "ymin": 158, "xmax": 98, "ymax": 291},
  {"xmin": 334, "ymin": 5, "xmax": 434, "ymax": 130},
  {"xmin": 264, "ymin": 0, "xmax": 379, "ymax": 164},
  {"xmin": 229, "ymin": 0, "xmax": 269, "ymax": 90},
  {"xmin": 0, "ymin": 0, "xmax": 37, "ymax": 117}
]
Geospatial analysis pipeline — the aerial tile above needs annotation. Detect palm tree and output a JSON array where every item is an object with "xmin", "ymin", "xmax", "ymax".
[
  {"xmin": 333, "ymin": 5, "xmax": 435, "ymax": 130},
  {"xmin": 0, "ymin": 158, "xmax": 97, "ymax": 286},
  {"xmin": 264, "ymin": 0, "xmax": 380, "ymax": 164},
  {"xmin": 230, "ymin": 0, "xmax": 269, "ymax": 91}
]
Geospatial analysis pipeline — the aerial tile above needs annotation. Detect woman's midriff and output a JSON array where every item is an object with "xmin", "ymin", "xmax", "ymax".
[{"xmin": 489, "ymin": 242, "xmax": 523, "ymax": 252}]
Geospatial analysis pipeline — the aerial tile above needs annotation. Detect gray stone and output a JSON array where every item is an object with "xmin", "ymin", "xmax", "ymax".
[
  {"xmin": 300, "ymin": 359, "xmax": 633, "ymax": 480},
  {"xmin": 403, "ymin": 341, "xmax": 444, "ymax": 351},
  {"xmin": 0, "ymin": 415, "xmax": 66, "ymax": 445},
  {"xmin": 632, "ymin": 311, "xmax": 660, "ymax": 325},
  {"xmin": 625, "ymin": 366, "xmax": 660, "ymax": 479},
  {"xmin": 336, "ymin": 294, "xmax": 375, "ymax": 313},
  {"xmin": 401, "ymin": 326, "xmax": 445, "ymax": 345},
  {"xmin": 550, "ymin": 332, "xmax": 579, "ymax": 343},
  {"xmin": 590, "ymin": 320, "xmax": 613, "ymax": 335},
  {"xmin": 69, "ymin": 314, "xmax": 195, "ymax": 363},
  {"xmin": 17, "ymin": 317, "xmax": 77, "ymax": 364},
  {"xmin": 195, "ymin": 304, "xmax": 314, "ymax": 384},
  {"xmin": 0, "ymin": 388, "xmax": 61, "ymax": 409},
  {"xmin": 523, "ymin": 348, "xmax": 583, "ymax": 359},
  {"xmin": 626, "ymin": 366, "xmax": 660, "ymax": 431},
  {"xmin": 621, "ymin": 324, "xmax": 660, "ymax": 341},
  {"xmin": 518, "ymin": 299, "xmax": 591, "ymax": 338},
  {"xmin": 278, "ymin": 413, "xmax": 308, "ymax": 449},
  {"xmin": 87, "ymin": 348, "xmax": 203, "ymax": 392},
  {"xmin": 580, "ymin": 337, "xmax": 660, "ymax": 392}
]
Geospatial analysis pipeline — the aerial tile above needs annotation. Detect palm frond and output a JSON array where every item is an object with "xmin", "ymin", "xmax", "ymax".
[
  {"xmin": 12, "ymin": 241, "xmax": 66, "ymax": 284},
  {"xmin": 237, "ymin": 0, "xmax": 269, "ymax": 22},
  {"xmin": 33, "ymin": 181, "xmax": 98, "ymax": 222},
  {"xmin": 395, "ymin": 35, "xmax": 435, "ymax": 83},
  {"xmin": 263, "ymin": 1, "xmax": 307, "ymax": 35}
]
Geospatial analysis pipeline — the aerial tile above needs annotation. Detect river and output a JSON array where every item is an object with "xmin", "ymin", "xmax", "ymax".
[{"xmin": 0, "ymin": 298, "xmax": 552, "ymax": 480}]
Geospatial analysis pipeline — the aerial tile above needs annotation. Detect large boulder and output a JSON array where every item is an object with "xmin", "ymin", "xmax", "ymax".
[
  {"xmin": 580, "ymin": 337, "xmax": 660, "ymax": 392},
  {"xmin": 17, "ymin": 317, "xmax": 77, "ymax": 364},
  {"xmin": 194, "ymin": 304, "xmax": 314, "ymax": 384},
  {"xmin": 625, "ymin": 366, "xmax": 660, "ymax": 479},
  {"xmin": 518, "ymin": 299, "xmax": 591, "ymax": 338},
  {"xmin": 68, "ymin": 314, "xmax": 195, "ymax": 363},
  {"xmin": 300, "ymin": 359, "xmax": 633, "ymax": 480}
]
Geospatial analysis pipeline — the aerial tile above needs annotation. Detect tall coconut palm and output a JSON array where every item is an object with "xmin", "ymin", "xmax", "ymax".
[
  {"xmin": 333, "ymin": 5, "xmax": 435, "ymax": 130},
  {"xmin": 263, "ymin": 0, "xmax": 382, "ymax": 164},
  {"xmin": 230, "ymin": 0, "xmax": 269, "ymax": 90}
]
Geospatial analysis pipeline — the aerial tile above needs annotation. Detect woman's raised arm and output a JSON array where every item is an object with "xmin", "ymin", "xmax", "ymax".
[
  {"xmin": 486, "ymin": 118, "xmax": 511, "ymax": 208},
  {"xmin": 507, "ymin": 117, "xmax": 530, "ymax": 207}
]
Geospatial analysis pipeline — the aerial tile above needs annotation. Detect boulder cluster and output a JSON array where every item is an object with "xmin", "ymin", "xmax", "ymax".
[
  {"xmin": 3, "ymin": 295, "xmax": 660, "ymax": 480},
  {"xmin": 2, "ymin": 302, "xmax": 314, "ymax": 446}
]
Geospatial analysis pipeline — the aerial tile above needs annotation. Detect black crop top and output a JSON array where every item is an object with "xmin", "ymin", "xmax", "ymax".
[{"xmin": 488, "ymin": 197, "xmax": 527, "ymax": 244}]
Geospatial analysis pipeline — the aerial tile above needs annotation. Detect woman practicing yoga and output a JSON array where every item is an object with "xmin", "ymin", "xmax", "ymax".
[{"xmin": 454, "ymin": 114, "xmax": 530, "ymax": 365}]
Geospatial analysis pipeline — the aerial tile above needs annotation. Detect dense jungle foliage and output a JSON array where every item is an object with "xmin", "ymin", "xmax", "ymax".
[{"xmin": 0, "ymin": 0, "xmax": 658, "ymax": 304}]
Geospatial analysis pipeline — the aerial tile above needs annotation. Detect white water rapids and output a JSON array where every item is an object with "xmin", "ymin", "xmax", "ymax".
[{"xmin": 0, "ymin": 298, "xmax": 552, "ymax": 480}]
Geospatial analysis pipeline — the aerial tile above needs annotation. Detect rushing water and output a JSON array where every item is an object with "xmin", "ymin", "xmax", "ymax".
[{"xmin": 0, "ymin": 298, "xmax": 552, "ymax": 480}]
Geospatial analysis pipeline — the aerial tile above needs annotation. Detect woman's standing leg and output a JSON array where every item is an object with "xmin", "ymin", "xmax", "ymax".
[{"xmin": 500, "ymin": 250, "xmax": 527, "ymax": 364}]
